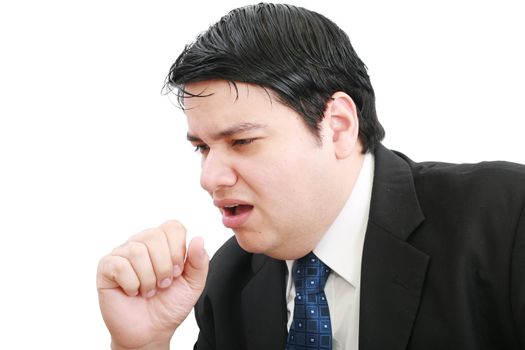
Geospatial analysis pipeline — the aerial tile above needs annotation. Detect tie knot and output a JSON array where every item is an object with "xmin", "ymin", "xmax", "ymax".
[{"xmin": 293, "ymin": 252, "xmax": 331, "ymax": 293}]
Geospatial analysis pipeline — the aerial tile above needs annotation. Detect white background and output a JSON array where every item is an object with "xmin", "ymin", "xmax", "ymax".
[{"xmin": 0, "ymin": 0, "xmax": 523, "ymax": 348}]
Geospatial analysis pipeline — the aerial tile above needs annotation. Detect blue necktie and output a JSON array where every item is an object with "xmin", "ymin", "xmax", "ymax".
[{"xmin": 286, "ymin": 252, "xmax": 332, "ymax": 349}]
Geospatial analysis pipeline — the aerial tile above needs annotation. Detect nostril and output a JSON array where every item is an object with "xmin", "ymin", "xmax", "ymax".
[{"xmin": 200, "ymin": 166, "xmax": 238, "ymax": 192}]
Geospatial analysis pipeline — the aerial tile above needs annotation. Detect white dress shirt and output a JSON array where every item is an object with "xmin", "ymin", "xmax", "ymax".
[{"xmin": 285, "ymin": 152, "xmax": 375, "ymax": 350}]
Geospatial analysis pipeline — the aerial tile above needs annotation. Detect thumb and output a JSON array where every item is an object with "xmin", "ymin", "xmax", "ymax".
[{"xmin": 183, "ymin": 236, "xmax": 209, "ymax": 291}]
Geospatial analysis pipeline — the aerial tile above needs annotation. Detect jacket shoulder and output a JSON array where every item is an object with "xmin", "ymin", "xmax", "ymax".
[{"xmin": 395, "ymin": 151, "xmax": 525, "ymax": 202}]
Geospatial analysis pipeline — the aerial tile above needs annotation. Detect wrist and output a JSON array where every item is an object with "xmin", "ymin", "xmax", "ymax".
[{"xmin": 111, "ymin": 340, "xmax": 170, "ymax": 350}]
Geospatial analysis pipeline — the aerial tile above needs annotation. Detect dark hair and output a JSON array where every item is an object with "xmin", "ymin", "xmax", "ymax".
[{"xmin": 165, "ymin": 3, "xmax": 385, "ymax": 153}]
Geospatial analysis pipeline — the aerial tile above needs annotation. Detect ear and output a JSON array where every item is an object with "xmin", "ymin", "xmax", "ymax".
[{"xmin": 325, "ymin": 92, "xmax": 360, "ymax": 159}]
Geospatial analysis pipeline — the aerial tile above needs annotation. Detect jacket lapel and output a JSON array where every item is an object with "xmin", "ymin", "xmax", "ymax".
[
  {"xmin": 241, "ymin": 254, "xmax": 288, "ymax": 350},
  {"xmin": 359, "ymin": 145, "xmax": 430, "ymax": 350}
]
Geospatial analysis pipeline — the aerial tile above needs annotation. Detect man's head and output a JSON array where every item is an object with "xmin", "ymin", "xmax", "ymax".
[
  {"xmin": 166, "ymin": 3, "xmax": 384, "ymax": 259},
  {"xmin": 183, "ymin": 80, "xmax": 363, "ymax": 260},
  {"xmin": 165, "ymin": 3, "xmax": 384, "ymax": 153}
]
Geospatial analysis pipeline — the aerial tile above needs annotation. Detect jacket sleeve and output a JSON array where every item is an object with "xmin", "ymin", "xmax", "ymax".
[
  {"xmin": 511, "ymin": 204, "xmax": 525, "ymax": 348},
  {"xmin": 193, "ymin": 293, "xmax": 215, "ymax": 350}
]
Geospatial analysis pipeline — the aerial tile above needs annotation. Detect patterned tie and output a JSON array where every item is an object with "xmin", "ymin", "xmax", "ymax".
[{"xmin": 286, "ymin": 252, "xmax": 332, "ymax": 349}]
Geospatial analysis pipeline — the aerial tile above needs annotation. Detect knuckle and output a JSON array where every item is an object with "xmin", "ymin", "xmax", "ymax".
[
  {"xmin": 127, "ymin": 241, "xmax": 148, "ymax": 259},
  {"xmin": 97, "ymin": 256, "xmax": 111, "ymax": 276},
  {"xmin": 99, "ymin": 255, "xmax": 129, "ymax": 281},
  {"xmin": 163, "ymin": 219, "xmax": 187, "ymax": 235},
  {"xmin": 131, "ymin": 227, "xmax": 163, "ymax": 241},
  {"xmin": 141, "ymin": 228, "xmax": 164, "ymax": 246},
  {"xmin": 111, "ymin": 256, "xmax": 129, "ymax": 275}
]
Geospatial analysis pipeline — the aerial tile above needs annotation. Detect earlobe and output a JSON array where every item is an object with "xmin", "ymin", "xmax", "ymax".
[{"xmin": 327, "ymin": 92, "xmax": 360, "ymax": 159}]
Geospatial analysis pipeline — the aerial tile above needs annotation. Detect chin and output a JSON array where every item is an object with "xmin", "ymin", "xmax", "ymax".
[
  {"xmin": 233, "ymin": 228, "xmax": 271, "ymax": 255},
  {"xmin": 234, "ymin": 235, "xmax": 265, "ymax": 254}
]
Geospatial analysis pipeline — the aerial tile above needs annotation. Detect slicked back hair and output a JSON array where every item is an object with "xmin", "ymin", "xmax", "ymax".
[{"xmin": 165, "ymin": 3, "xmax": 385, "ymax": 153}]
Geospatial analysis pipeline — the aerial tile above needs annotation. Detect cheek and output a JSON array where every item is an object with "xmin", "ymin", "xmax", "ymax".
[
  {"xmin": 239, "ymin": 144, "xmax": 328, "ymax": 202},
  {"xmin": 256, "ymin": 157, "xmax": 299, "ymax": 189},
  {"xmin": 255, "ymin": 156, "xmax": 320, "ymax": 206}
]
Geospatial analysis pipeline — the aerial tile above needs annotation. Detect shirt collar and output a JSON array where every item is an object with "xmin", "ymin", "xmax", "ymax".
[{"xmin": 312, "ymin": 152, "xmax": 375, "ymax": 287}]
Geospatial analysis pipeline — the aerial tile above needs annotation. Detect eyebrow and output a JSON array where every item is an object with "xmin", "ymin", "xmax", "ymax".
[{"xmin": 187, "ymin": 122, "xmax": 267, "ymax": 142}]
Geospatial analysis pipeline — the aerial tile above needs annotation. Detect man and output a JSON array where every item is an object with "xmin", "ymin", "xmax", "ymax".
[{"xmin": 97, "ymin": 3, "xmax": 525, "ymax": 349}]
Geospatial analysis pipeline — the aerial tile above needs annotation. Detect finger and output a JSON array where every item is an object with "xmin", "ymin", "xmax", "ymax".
[
  {"xmin": 160, "ymin": 220, "xmax": 187, "ymax": 277},
  {"xmin": 132, "ymin": 227, "xmax": 175, "ymax": 289},
  {"xmin": 97, "ymin": 255, "xmax": 140, "ymax": 297},
  {"xmin": 112, "ymin": 241, "xmax": 157, "ymax": 297},
  {"xmin": 182, "ymin": 236, "xmax": 209, "ymax": 291}
]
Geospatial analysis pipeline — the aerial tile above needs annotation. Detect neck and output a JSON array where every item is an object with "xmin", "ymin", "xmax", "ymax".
[
  {"xmin": 306, "ymin": 149, "xmax": 367, "ymax": 257},
  {"xmin": 335, "ymin": 149, "xmax": 367, "ymax": 216}
]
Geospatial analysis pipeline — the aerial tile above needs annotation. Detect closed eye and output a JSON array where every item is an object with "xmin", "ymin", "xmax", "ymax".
[
  {"xmin": 232, "ymin": 138, "xmax": 256, "ymax": 147},
  {"xmin": 193, "ymin": 143, "xmax": 209, "ymax": 154}
]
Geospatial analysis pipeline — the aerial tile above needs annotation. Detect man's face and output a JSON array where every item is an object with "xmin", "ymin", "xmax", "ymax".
[{"xmin": 184, "ymin": 80, "xmax": 343, "ymax": 259}]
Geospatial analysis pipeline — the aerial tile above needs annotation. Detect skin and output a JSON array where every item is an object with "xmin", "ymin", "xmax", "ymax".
[{"xmin": 96, "ymin": 80, "xmax": 364, "ymax": 349}]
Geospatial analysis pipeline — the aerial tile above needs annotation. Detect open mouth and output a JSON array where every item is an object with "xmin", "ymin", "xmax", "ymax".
[
  {"xmin": 223, "ymin": 204, "xmax": 254, "ymax": 216},
  {"xmin": 216, "ymin": 199, "xmax": 255, "ymax": 228}
]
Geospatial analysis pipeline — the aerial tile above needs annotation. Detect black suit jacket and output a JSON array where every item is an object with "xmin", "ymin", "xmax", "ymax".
[{"xmin": 193, "ymin": 145, "xmax": 525, "ymax": 349}]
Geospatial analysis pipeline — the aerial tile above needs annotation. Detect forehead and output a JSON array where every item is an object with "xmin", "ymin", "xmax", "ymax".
[
  {"xmin": 183, "ymin": 80, "xmax": 273, "ymax": 114},
  {"xmin": 183, "ymin": 80, "xmax": 289, "ymax": 133}
]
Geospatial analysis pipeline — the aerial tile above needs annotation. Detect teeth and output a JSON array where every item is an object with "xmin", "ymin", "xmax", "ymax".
[{"xmin": 223, "ymin": 204, "xmax": 239, "ymax": 216}]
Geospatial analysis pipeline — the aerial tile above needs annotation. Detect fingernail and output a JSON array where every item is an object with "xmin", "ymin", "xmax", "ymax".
[
  {"xmin": 159, "ymin": 278, "xmax": 172, "ymax": 288},
  {"xmin": 145, "ymin": 289, "xmax": 156, "ymax": 298},
  {"xmin": 173, "ymin": 265, "xmax": 182, "ymax": 277}
]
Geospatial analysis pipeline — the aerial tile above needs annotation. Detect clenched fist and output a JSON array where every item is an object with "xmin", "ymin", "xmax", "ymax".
[{"xmin": 96, "ymin": 220, "xmax": 209, "ymax": 350}]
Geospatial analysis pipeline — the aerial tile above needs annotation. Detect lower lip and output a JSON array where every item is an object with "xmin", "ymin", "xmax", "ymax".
[{"xmin": 222, "ymin": 208, "xmax": 253, "ymax": 228}]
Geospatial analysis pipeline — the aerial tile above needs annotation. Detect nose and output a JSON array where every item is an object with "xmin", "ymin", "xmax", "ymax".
[{"xmin": 200, "ymin": 151, "xmax": 237, "ymax": 193}]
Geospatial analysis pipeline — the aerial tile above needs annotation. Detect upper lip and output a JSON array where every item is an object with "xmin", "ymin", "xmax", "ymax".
[{"xmin": 213, "ymin": 198, "xmax": 253, "ymax": 209}]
